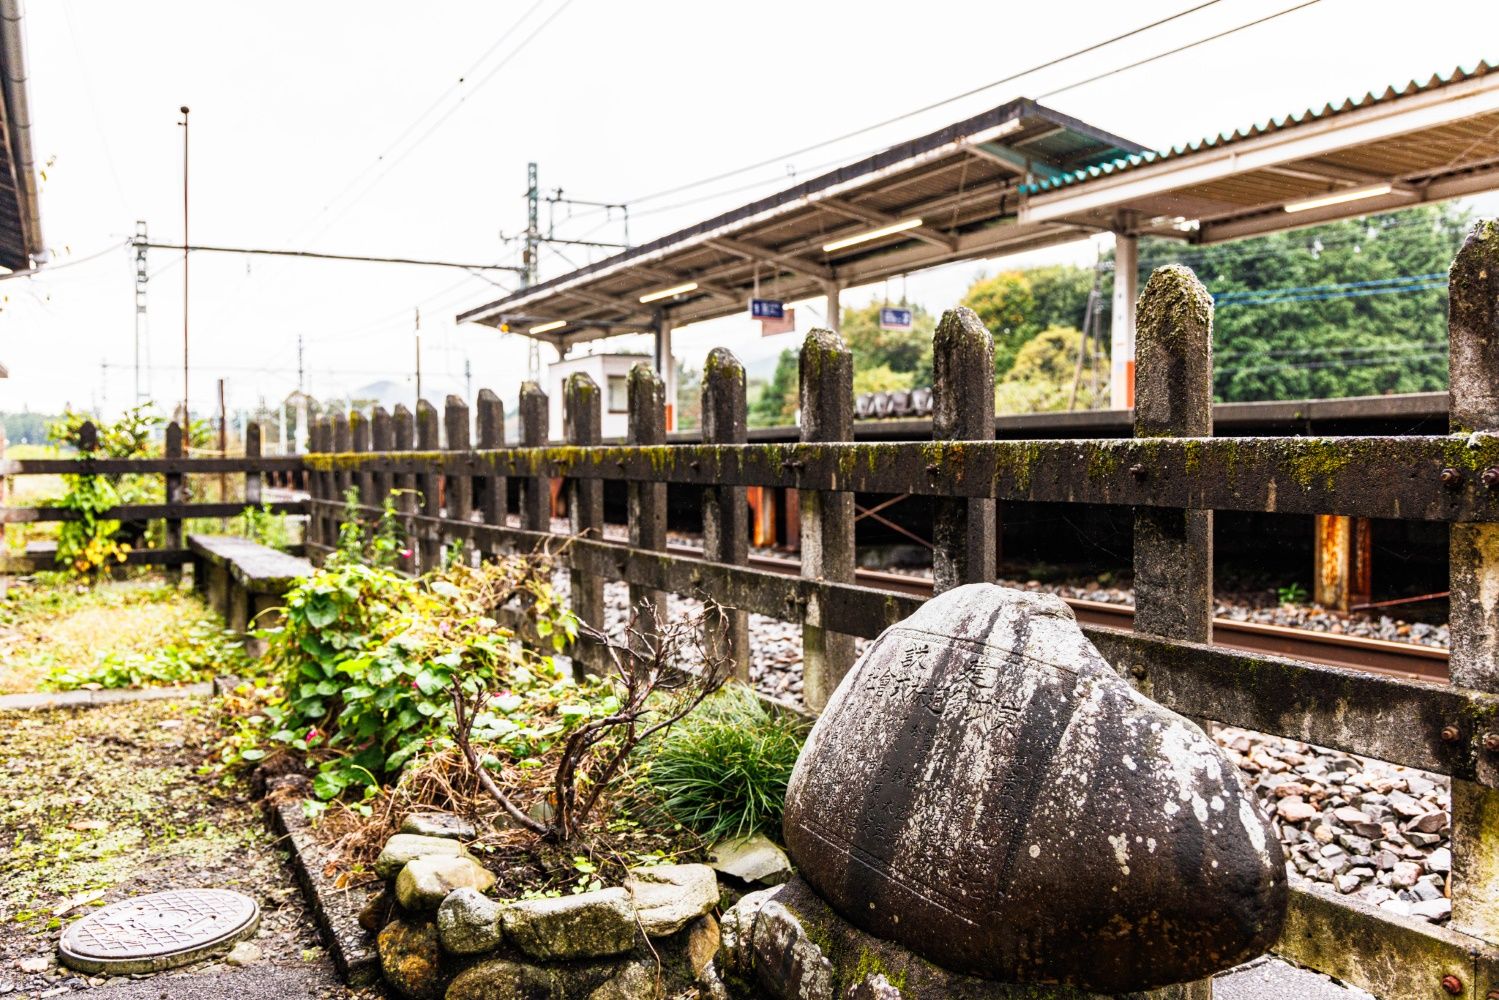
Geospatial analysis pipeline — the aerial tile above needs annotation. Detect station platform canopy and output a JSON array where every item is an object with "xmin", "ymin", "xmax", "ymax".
[
  {"xmin": 456, "ymin": 100, "xmax": 1146, "ymax": 352},
  {"xmin": 457, "ymin": 58, "xmax": 1499, "ymax": 412}
]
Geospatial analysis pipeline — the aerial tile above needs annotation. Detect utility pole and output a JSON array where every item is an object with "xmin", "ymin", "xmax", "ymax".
[
  {"xmin": 464, "ymin": 357, "xmax": 472, "ymax": 408},
  {"xmin": 524, "ymin": 162, "xmax": 541, "ymax": 381},
  {"xmin": 133, "ymin": 221, "xmax": 148, "ymax": 402},
  {"xmin": 414, "ymin": 307, "xmax": 422, "ymax": 413},
  {"xmin": 179, "ymin": 106, "xmax": 191, "ymax": 425}
]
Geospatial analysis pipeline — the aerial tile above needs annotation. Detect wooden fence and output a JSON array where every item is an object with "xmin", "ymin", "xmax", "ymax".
[
  {"xmin": 296, "ymin": 227, "xmax": 1499, "ymax": 1000},
  {"xmin": 0, "ymin": 420, "xmax": 305, "ymax": 571}
]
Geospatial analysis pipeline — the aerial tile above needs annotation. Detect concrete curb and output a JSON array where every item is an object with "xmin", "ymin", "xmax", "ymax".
[
  {"xmin": 0, "ymin": 681, "xmax": 214, "ymax": 712},
  {"xmin": 269, "ymin": 799, "xmax": 381, "ymax": 988}
]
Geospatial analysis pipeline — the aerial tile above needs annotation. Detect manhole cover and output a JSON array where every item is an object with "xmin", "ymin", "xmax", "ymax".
[{"xmin": 58, "ymin": 889, "xmax": 260, "ymax": 975}]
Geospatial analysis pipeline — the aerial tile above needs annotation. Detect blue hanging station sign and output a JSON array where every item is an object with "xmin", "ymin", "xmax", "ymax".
[
  {"xmin": 879, "ymin": 307, "xmax": 914, "ymax": 331},
  {"xmin": 750, "ymin": 298, "xmax": 785, "ymax": 320}
]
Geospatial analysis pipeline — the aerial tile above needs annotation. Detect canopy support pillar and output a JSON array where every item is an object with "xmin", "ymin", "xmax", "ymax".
[{"xmin": 1111, "ymin": 231, "xmax": 1138, "ymax": 410}]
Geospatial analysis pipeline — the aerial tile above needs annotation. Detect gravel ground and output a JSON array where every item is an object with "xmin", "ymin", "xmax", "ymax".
[
  {"xmin": 1220, "ymin": 726, "xmax": 1452, "ymax": 924},
  {"xmin": 0, "ymin": 699, "xmax": 382, "ymax": 999}
]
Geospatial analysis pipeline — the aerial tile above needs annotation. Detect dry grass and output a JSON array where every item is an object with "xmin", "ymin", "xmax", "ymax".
[{"xmin": 0, "ymin": 577, "xmax": 205, "ymax": 693}]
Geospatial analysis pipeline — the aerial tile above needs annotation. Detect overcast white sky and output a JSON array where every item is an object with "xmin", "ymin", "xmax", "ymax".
[{"xmin": 1, "ymin": 0, "xmax": 1496, "ymax": 419}]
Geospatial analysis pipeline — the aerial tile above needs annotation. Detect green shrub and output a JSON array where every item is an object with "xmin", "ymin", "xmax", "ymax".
[
  {"xmin": 644, "ymin": 685, "xmax": 807, "ymax": 842},
  {"xmin": 243, "ymin": 491, "xmax": 578, "ymax": 805}
]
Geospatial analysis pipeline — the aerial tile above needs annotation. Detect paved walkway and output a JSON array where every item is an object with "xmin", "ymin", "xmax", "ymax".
[{"xmin": 0, "ymin": 698, "xmax": 382, "ymax": 1000}]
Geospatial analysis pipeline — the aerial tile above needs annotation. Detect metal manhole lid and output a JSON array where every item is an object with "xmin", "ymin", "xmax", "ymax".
[{"xmin": 59, "ymin": 889, "xmax": 260, "ymax": 975}]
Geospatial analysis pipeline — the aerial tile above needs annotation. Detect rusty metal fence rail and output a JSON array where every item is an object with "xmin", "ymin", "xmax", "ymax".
[{"xmin": 298, "ymin": 224, "xmax": 1499, "ymax": 999}]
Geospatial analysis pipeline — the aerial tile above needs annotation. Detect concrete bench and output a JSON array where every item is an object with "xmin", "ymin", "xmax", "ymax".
[{"xmin": 189, "ymin": 534, "xmax": 313, "ymax": 644}]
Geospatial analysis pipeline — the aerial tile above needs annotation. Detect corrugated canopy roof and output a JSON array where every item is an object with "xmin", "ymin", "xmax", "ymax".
[
  {"xmin": 457, "ymin": 99, "xmax": 1143, "ymax": 350},
  {"xmin": 1020, "ymin": 60, "xmax": 1499, "ymax": 244},
  {"xmin": 0, "ymin": 0, "xmax": 42, "ymax": 273}
]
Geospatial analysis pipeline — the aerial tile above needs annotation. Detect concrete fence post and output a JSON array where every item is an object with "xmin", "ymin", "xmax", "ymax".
[
  {"xmin": 626, "ymin": 363, "xmax": 668, "ymax": 643},
  {"xmin": 371, "ymin": 406, "xmax": 393, "ymax": 512},
  {"xmin": 799, "ymin": 328, "xmax": 855, "ymax": 710},
  {"xmin": 702, "ymin": 348, "xmax": 750, "ymax": 682},
  {"xmin": 475, "ymin": 388, "xmax": 506, "ymax": 561},
  {"xmin": 931, "ymin": 306, "xmax": 997, "ymax": 592},
  {"xmin": 564, "ymin": 373, "xmax": 604, "ymax": 677},
  {"xmin": 1132, "ymin": 264, "xmax": 1214, "ymax": 643},
  {"xmin": 1447, "ymin": 220, "xmax": 1499, "ymax": 943},
  {"xmin": 518, "ymin": 382, "xmax": 550, "ymax": 534},
  {"xmin": 444, "ymin": 394, "xmax": 472, "ymax": 564},
  {"xmin": 415, "ymin": 399, "xmax": 440, "ymax": 571},
  {"xmin": 392, "ymin": 404, "xmax": 416, "ymax": 572}
]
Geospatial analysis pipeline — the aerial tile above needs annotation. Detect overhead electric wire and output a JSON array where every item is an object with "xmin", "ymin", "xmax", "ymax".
[
  {"xmin": 143, "ymin": 242, "xmax": 523, "ymax": 272},
  {"xmin": 1035, "ymin": 0, "xmax": 1322, "ymax": 100},
  {"xmin": 293, "ymin": 0, "xmax": 552, "ymax": 240},
  {"xmin": 620, "ymin": 0, "xmax": 1229, "ymax": 208},
  {"xmin": 0, "ymin": 240, "xmax": 128, "ymax": 281},
  {"xmin": 301, "ymin": 0, "xmax": 581, "ymax": 244}
]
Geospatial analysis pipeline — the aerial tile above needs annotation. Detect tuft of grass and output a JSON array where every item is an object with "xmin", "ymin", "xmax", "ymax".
[{"xmin": 643, "ymin": 684, "xmax": 807, "ymax": 843}]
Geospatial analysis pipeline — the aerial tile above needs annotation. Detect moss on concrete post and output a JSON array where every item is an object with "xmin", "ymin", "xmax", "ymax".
[
  {"xmin": 370, "ymin": 406, "xmax": 393, "ymax": 510},
  {"xmin": 475, "ymin": 388, "xmax": 506, "ymax": 560},
  {"xmin": 518, "ymin": 382, "xmax": 550, "ymax": 534},
  {"xmin": 349, "ymin": 408, "xmax": 373, "ymax": 511},
  {"xmin": 1448, "ymin": 220, "xmax": 1499, "ymax": 943},
  {"xmin": 931, "ymin": 306, "xmax": 997, "ymax": 593},
  {"xmin": 626, "ymin": 364, "xmax": 668, "ymax": 642},
  {"xmin": 799, "ymin": 328, "xmax": 856, "ymax": 711},
  {"xmin": 702, "ymin": 348, "xmax": 750, "ymax": 681},
  {"xmin": 416, "ymin": 400, "xmax": 441, "ymax": 571},
  {"xmin": 392, "ymin": 405, "xmax": 417, "ymax": 568},
  {"xmin": 1132, "ymin": 264, "xmax": 1213, "ymax": 643},
  {"xmin": 443, "ymin": 395, "xmax": 473, "ymax": 564},
  {"xmin": 565, "ymin": 373, "xmax": 605, "ymax": 678}
]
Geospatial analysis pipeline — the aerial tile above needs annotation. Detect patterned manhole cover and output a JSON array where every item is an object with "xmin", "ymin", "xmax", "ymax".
[{"xmin": 58, "ymin": 889, "xmax": 260, "ymax": 975}]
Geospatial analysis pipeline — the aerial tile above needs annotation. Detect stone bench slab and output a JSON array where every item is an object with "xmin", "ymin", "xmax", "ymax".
[{"xmin": 188, "ymin": 534, "xmax": 312, "ymax": 593}]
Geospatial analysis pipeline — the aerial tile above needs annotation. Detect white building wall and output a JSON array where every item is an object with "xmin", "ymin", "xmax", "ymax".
[{"xmin": 545, "ymin": 354, "xmax": 651, "ymax": 441}]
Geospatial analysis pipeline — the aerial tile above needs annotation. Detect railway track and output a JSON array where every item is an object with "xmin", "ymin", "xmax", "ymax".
[{"xmin": 734, "ymin": 552, "xmax": 1450, "ymax": 683}]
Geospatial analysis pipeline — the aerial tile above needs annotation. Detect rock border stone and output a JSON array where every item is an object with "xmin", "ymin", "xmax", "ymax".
[{"xmin": 270, "ymin": 799, "xmax": 381, "ymax": 987}]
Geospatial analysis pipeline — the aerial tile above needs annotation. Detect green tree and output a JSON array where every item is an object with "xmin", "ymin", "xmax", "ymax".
[
  {"xmin": 853, "ymin": 364, "xmax": 915, "ymax": 396},
  {"xmin": 749, "ymin": 349, "xmax": 798, "ymax": 427},
  {"xmin": 1131, "ymin": 203, "xmax": 1468, "ymax": 402},
  {"xmin": 993, "ymin": 327, "xmax": 1106, "ymax": 414},
  {"xmin": 960, "ymin": 271, "xmax": 1035, "ymax": 377}
]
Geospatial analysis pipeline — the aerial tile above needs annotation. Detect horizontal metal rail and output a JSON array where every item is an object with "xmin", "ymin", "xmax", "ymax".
[{"xmin": 304, "ymin": 435, "xmax": 1499, "ymax": 521}]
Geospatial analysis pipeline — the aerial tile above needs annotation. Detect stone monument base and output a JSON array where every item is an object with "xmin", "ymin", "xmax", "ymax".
[{"xmin": 718, "ymin": 877, "xmax": 1212, "ymax": 1000}]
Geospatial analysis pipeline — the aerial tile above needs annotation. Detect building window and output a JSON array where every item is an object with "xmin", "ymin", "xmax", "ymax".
[{"xmin": 607, "ymin": 374, "xmax": 629, "ymax": 414}]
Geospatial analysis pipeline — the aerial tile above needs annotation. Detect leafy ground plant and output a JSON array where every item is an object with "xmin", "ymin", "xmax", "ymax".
[
  {"xmin": 241, "ymin": 493, "xmax": 577, "ymax": 809},
  {"xmin": 0, "ymin": 576, "xmax": 236, "ymax": 694},
  {"xmin": 642, "ymin": 683, "xmax": 807, "ymax": 842}
]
